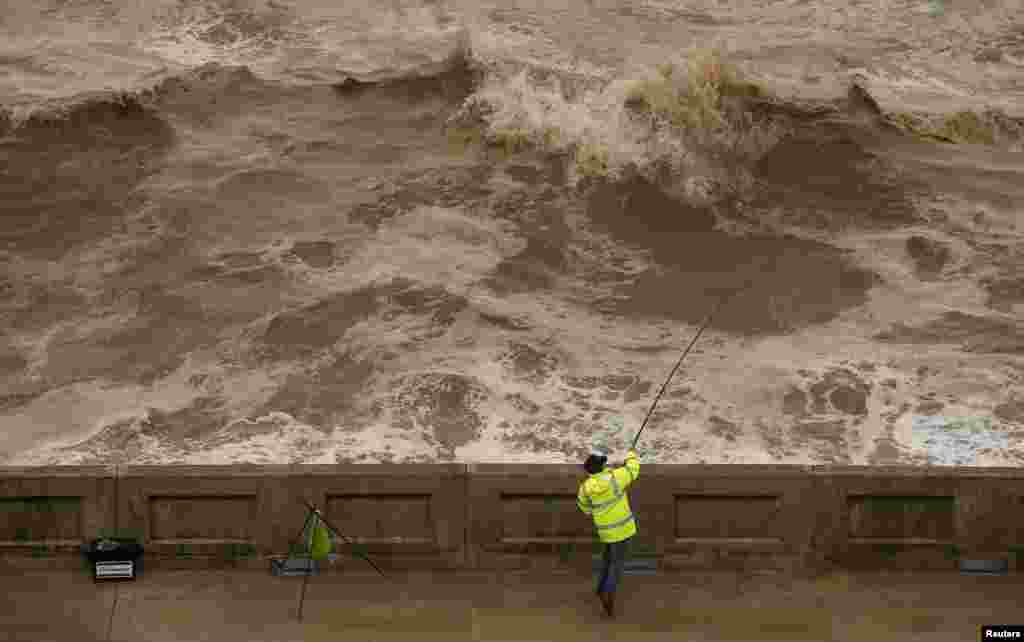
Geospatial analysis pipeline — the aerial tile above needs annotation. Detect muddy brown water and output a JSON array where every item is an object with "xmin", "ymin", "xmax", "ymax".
[
  {"xmin": 0, "ymin": 0, "xmax": 1021, "ymax": 466},
  {"xmin": 584, "ymin": 175, "xmax": 879, "ymax": 335}
]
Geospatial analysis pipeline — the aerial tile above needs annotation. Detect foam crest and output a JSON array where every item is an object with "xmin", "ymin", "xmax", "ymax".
[{"xmin": 452, "ymin": 51, "xmax": 783, "ymax": 202}]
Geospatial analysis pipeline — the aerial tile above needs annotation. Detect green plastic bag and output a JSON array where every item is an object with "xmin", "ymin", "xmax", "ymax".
[{"xmin": 310, "ymin": 517, "xmax": 332, "ymax": 561}]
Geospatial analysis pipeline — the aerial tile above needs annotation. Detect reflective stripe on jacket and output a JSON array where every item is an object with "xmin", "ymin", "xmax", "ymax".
[{"xmin": 577, "ymin": 451, "xmax": 640, "ymax": 543}]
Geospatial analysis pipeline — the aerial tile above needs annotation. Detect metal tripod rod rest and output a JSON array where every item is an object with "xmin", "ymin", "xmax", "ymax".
[
  {"xmin": 285, "ymin": 509, "xmax": 315, "ymax": 559},
  {"xmin": 301, "ymin": 500, "xmax": 387, "ymax": 578}
]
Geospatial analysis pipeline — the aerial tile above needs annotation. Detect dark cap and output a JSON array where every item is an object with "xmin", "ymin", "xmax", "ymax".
[{"xmin": 583, "ymin": 453, "xmax": 607, "ymax": 475}]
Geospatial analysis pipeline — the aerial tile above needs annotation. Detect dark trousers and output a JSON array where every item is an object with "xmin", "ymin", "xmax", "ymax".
[{"xmin": 596, "ymin": 536, "xmax": 631, "ymax": 594}]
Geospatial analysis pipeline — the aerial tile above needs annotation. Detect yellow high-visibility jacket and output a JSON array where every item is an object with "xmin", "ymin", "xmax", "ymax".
[{"xmin": 577, "ymin": 451, "xmax": 640, "ymax": 543}]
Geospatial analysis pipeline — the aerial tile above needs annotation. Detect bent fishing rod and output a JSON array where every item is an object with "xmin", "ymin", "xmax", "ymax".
[{"xmin": 631, "ymin": 281, "xmax": 753, "ymax": 451}]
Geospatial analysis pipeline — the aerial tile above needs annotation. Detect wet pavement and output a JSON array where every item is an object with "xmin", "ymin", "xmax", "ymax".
[{"xmin": 3, "ymin": 565, "xmax": 1021, "ymax": 641}]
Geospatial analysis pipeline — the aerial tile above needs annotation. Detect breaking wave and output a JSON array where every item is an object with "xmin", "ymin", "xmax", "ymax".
[
  {"xmin": 0, "ymin": 33, "xmax": 476, "ymax": 130},
  {"xmin": 5, "ymin": 0, "xmax": 1020, "ymax": 207},
  {"xmin": 447, "ymin": 51, "xmax": 789, "ymax": 202},
  {"xmin": 4, "ymin": 15, "xmax": 1022, "ymax": 223},
  {"xmin": 1, "ymin": 92, "xmax": 158, "ymax": 139}
]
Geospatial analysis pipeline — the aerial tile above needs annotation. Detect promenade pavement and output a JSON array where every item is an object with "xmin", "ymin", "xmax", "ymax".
[{"xmin": 2, "ymin": 565, "xmax": 1021, "ymax": 642}]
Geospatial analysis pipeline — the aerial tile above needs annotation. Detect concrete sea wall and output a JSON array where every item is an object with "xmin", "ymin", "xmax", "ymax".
[{"xmin": 2, "ymin": 465, "xmax": 1023, "ymax": 573}]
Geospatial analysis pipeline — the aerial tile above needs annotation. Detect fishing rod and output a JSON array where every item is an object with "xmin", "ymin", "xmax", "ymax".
[{"xmin": 631, "ymin": 281, "xmax": 753, "ymax": 451}]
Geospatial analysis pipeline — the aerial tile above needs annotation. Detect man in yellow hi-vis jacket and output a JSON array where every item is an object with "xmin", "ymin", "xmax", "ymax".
[{"xmin": 577, "ymin": 447, "xmax": 640, "ymax": 618}]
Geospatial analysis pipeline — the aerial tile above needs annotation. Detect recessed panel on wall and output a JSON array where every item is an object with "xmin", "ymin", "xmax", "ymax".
[
  {"xmin": 326, "ymin": 494, "xmax": 434, "ymax": 543},
  {"xmin": 0, "ymin": 496, "xmax": 82, "ymax": 543},
  {"xmin": 500, "ymin": 494, "xmax": 591, "ymax": 542},
  {"xmin": 148, "ymin": 495, "xmax": 257, "ymax": 541},
  {"xmin": 1010, "ymin": 494, "xmax": 1024, "ymax": 540},
  {"xmin": 674, "ymin": 494, "xmax": 783, "ymax": 543},
  {"xmin": 847, "ymin": 495, "xmax": 956, "ymax": 542}
]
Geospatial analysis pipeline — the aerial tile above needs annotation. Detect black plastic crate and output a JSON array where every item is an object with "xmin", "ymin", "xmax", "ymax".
[
  {"xmin": 82, "ymin": 539, "xmax": 144, "ymax": 582},
  {"xmin": 270, "ymin": 557, "xmax": 320, "ymax": 577},
  {"xmin": 959, "ymin": 558, "xmax": 1009, "ymax": 576},
  {"xmin": 591, "ymin": 556, "xmax": 659, "ymax": 576}
]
